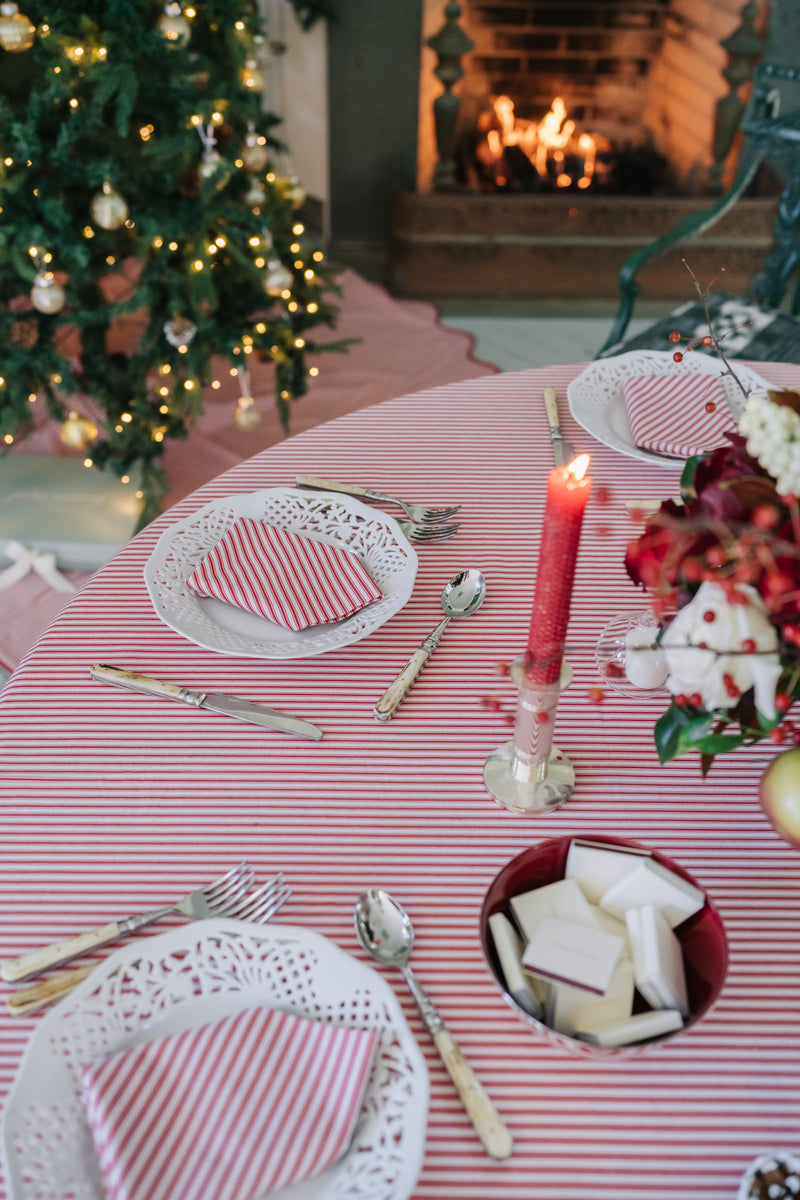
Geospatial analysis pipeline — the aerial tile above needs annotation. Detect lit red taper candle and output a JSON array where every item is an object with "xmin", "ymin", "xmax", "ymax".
[{"xmin": 525, "ymin": 454, "xmax": 592, "ymax": 686}]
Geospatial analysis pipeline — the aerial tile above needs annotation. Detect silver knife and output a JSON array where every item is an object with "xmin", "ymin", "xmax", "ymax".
[
  {"xmin": 90, "ymin": 664, "xmax": 324, "ymax": 741},
  {"xmin": 543, "ymin": 386, "xmax": 574, "ymax": 468}
]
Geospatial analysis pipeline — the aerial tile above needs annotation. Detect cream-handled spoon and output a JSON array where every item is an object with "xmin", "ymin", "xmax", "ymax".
[
  {"xmin": 354, "ymin": 888, "xmax": 513, "ymax": 1161},
  {"xmin": 373, "ymin": 569, "xmax": 487, "ymax": 721}
]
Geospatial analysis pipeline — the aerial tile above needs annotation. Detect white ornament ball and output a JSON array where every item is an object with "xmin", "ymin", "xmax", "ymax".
[
  {"xmin": 624, "ymin": 624, "xmax": 669, "ymax": 690},
  {"xmin": 198, "ymin": 149, "xmax": 221, "ymax": 180},
  {"xmin": 0, "ymin": 2, "xmax": 34, "ymax": 52},
  {"xmin": 31, "ymin": 271, "xmax": 65, "ymax": 314},
  {"xmin": 163, "ymin": 316, "xmax": 197, "ymax": 349},
  {"xmin": 264, "ymin": 262, "xmax": 293, "ymax": 295},
  {"xmin": 90, "ymin": 183, "xmax": 128, "ymax": 231},
  {"xmin": 158, "ymin": 2, "xmax": 190, "ymax": 47},
  {"xmin": 245, "ymin": 179, "xmax": 266, "ymax": 208}
]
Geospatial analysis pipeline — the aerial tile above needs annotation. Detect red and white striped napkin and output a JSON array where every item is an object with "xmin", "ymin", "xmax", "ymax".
[
  {"xmin": 186, "ymin": 518, "xmax": 382, "ymax": 631},
  {"xmin": 80, "ymin": 1005, "xmax": 380, "ymax": 1200},
  {"xmin": 621, "ymin": 374, "xmax": 734, "ymax": 457}
]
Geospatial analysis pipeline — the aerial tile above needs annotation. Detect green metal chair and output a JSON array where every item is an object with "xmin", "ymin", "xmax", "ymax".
[{"xmin": 598, "ymin": 55, "xmax": 800, "ymax": 363}]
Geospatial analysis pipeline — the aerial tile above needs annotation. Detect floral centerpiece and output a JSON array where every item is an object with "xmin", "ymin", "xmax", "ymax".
[{"xmin": 625, "ymin": 384, "xmax": 800, "ymax": 775}]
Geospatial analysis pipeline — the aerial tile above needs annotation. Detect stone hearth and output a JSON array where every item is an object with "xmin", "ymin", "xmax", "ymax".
[{"xmin": 389, "ymin": 191, "xmax": 777, "ymax": 300}]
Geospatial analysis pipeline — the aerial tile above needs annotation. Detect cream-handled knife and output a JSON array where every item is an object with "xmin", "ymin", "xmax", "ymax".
[
  {"xmin": 543, "ymin": 386, "xmax": 574, "ymax": 468},
  {"xmin": 90, "ymin": 664, "xmax": 324, "ymax": 740}
]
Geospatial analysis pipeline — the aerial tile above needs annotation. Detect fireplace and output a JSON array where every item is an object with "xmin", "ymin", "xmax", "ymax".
[
  {"xmin": 425, "ymin": 0, "xmax": 677, "ymax": 196},
  {"xmin": 390, "ymin": 0, "xmax": 778, "ymax": 299}
]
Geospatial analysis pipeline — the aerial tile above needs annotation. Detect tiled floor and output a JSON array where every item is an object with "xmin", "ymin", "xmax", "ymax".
[{"xmin": 437, "ymin": 300, "xmax": 671, "ymax": 372}]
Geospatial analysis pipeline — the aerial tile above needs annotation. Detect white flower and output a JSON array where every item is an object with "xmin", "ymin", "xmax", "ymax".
[
  {"xmin": 738, "ymin": 390, "xmax": 800, "ymax": 497},
  {"xmin": 661, "ymin": 581, "xmax": 782, "ymax": 717}
]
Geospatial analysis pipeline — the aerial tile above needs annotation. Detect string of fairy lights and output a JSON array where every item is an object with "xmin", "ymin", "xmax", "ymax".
[{"xmin": 0, "ymin": 1, "xmax": 335, "ymax": 519}]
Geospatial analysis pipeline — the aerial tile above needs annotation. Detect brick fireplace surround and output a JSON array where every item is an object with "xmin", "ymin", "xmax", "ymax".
[{"xmin": 392, "ymin": 0, "xmax": 778, "ymax": 299}]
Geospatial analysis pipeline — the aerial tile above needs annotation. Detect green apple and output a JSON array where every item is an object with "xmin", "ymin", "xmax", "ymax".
[{"xmin": 760, "ymin": 747, "xmax": 800, "ymax": 847}]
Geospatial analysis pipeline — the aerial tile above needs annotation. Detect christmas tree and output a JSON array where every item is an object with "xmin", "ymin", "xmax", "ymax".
[{"xmin": 0, "ymin": 0, "xmax": 338, "ymax": 524}]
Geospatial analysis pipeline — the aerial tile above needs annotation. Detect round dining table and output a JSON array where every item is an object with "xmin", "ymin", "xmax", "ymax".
[{"xmin": 1, "ymin": 360, "xmax": 798, "ymax": 1200}]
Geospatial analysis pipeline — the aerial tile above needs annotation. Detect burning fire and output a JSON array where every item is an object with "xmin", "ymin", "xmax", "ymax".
[{"xmin": 480, "ymin": 95, "xmax": 601, "ymax": 190}]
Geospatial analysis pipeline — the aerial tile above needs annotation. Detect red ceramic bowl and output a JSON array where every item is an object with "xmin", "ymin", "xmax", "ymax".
[{"xmin": 480, "ymin": 834, "xmax": 728, "ymax": 1056}]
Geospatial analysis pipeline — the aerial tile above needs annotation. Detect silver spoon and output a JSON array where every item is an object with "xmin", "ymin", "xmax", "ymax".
[
  {"xmin": 354, "ymin": 887, "xmax": 513, "ymax": 1161},
  {"xmin": 373, "ymin": 569, "xmax": 487, "ymax": 721}
]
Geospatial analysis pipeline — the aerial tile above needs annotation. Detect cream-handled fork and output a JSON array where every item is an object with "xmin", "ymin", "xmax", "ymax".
[
  {"xmin": 2, "ymin": 861, "xmax": 255, "ymax": 984},
  {"xmin": 7, "ymin": 875, "xmax": 291, "ymax": 1016},
  {"xmin": 296, "ymin": 475, "xmax": 461, "ymax": 524}
]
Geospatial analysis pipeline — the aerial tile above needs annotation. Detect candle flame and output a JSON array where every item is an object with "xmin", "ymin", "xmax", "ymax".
[{"xmin": 566, "ymin": 453, "xmax": 590, "ymax": 481}]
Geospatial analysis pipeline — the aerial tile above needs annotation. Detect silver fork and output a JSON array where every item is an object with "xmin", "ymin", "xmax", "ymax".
[
  {"xmin": 295, "ymin": 475, "xmax": 461, "ymax": 524},
  {"xmin": 399, "ymin": 519, "xmax": 460, "ymax": 543},
  {"xmin": 7, "ymin": 875, "xmax": 292, "ymax": 1016},
  {"xmin": 1, "ymin": 861, "xmax": 255, "ymax": 983}
]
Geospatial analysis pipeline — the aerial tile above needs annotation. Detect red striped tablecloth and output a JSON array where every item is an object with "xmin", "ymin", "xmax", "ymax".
[{"xmin": 1, "ymin": 362, "xmax": 798, "ymax": 1200}]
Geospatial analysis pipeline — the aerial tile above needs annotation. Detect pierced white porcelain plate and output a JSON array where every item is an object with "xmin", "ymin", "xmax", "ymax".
[
  {"xmin": 567, "ymin": 349, "xmax": 775, "ymax": 467},
  {"xmin": 2, "ymin": 920, "xmax": 429, "ymax": 1200},
  {"xmin": 144, "ymin": 487, "xmax": 418, "ymax": 658}
]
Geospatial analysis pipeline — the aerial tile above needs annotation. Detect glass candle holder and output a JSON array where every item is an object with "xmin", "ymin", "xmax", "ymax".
[{"xmin": 483, "ymin": 659, "xmax": 574, "ymax": 814}]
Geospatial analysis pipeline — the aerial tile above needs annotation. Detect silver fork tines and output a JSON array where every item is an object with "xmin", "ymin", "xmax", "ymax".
[
  {"xmin": 225, "ymin": 874, "xmax": 291, "ymax": 922},
  {"xmin": 398, "ymin": 520, "xmax": 460, "ymax": 543},
  {"xmin": 190, "ymin": 861, "xmax": 256, "ymax": 919}
]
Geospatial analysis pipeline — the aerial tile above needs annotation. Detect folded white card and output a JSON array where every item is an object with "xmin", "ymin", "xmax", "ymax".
[
  {"xmin": 522, "ymin": 915, "xmax": 624, "ymax": 996},
  {"xmin": 546, "ymin": 958, "xmax": 635, "ymax": 1037},
  {"xmin": 489, "ymin": 912, "xmax": 542, "ymax": 1018},
  {"xmin": 565, "ymin": 839, "xmax": 652, "ymax": 904},
  {"xmin": 599, "ymin": 858, "xmax": 705, "ymax": 928},
  {"xmin": 510, "ymin": 877, "xmax": 599, "ymax": 941},
  {"xmin": 626, "ymin": 906, "xmax": 689, "ymax": 1015},
  {"xmin": 576, "ymin": 1007, "xmax": 684, "ymax": 1047}
]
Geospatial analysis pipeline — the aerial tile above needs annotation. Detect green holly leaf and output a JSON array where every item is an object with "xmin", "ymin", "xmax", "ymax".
[
  {"xmin": 654, "ymin": 704, "xmax": 715, "ymax": 764},
  {"xmin": 691, "ymin": 730, "xmax": 746, "ymax": 755}
]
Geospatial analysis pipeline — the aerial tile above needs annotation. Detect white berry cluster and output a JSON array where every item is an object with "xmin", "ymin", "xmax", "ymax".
[{"xmin": 738, "ymin": 390, "xmax": 800, "ymax": 497}]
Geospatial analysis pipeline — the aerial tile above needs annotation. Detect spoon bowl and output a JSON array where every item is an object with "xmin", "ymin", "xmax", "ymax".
[
  {"xmin": 440, "ymin": 568, "xmax": 487, "ymax": 620},
  {"xmin": 354, "ymin": 887, "xmax": 415, "ymax": 968}
]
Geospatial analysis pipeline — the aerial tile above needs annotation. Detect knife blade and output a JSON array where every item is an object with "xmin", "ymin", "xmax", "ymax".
[
  {"xmin": 90, "ymin": 664, "xmax": 324, "ymax": 741},
  {"xmin": 543, "ymin": 386, "xmax": 574, "ymax": 468}
]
